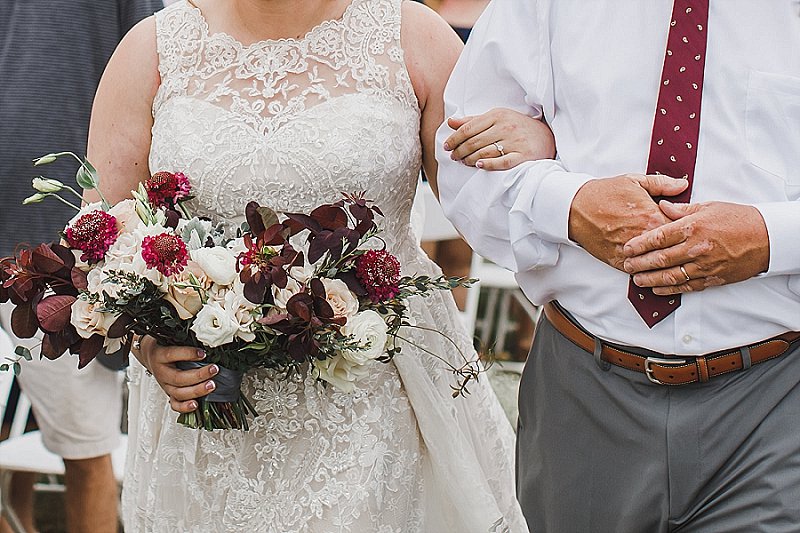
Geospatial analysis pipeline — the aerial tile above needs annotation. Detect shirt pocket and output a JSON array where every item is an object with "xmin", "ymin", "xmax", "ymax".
[{"xmin": 745, "ymin": 70, "xmax": 800, "ymax": 187}]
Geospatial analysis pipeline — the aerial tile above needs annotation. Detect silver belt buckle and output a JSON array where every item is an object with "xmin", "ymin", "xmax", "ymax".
[{"xmin": 644, "ymin": 357, "xmax": 688, "ymax": 385}]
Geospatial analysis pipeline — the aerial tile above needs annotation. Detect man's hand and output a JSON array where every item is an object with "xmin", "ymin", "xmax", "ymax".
[
  {"xmin": 622, "ymin": 201, "xmax": 770, "ymax": 295},
  {"xmin": 568, "ymin": 174, "xmax": 689, "ymax": 270}
]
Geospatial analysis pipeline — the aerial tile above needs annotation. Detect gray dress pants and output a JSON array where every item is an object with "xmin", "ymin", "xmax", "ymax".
[{"xmin": 517, "ymin": 316, "xmax": 800, "ymax": 532}]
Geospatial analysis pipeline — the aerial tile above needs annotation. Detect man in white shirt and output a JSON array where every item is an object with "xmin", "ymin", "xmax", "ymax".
[{"xmin": 436, "ymin": 1, "xmax": 800, "ymax": 530}]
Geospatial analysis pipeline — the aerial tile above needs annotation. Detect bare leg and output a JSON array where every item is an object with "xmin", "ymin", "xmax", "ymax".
[
  {"xmin": 63, "ymin": 455, "xmax": 117, "ymax": 533},
  {"xmin": 0, "ymin": 472, "xmax": 36, "ymax": 533}
]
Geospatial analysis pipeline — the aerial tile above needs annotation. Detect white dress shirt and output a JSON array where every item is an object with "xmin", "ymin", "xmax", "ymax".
[{"xmin": 436, "ymin": 0, "xmax": 800, "ymax": 354}]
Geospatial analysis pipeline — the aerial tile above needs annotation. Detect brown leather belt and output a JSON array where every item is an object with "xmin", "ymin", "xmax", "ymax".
[{"xmin": 543, "ymin": 301, "xmax": 800, "ymax": 385}]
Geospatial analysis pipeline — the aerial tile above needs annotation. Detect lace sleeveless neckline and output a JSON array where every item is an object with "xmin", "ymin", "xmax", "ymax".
[{"xmin": 186, "ymin": 0, "xmax": 361, "ymax": 47}]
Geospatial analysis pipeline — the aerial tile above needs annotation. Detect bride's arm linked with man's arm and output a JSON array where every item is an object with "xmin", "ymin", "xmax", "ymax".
[
  {"xmin": 436, "ymin": 0, "xmax": 697, "ymax": 279},
  {"xmin": 435, "ymin": 0, "xmax": 775, "ymax": 295}
]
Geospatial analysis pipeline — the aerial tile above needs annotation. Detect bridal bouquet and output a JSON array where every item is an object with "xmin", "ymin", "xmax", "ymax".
[{"xmin": 1, "ymin": 153, "xmax": 478, "ymax": 430}]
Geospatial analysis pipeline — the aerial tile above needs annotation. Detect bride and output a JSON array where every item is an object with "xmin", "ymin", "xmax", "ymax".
[{"xmin": 87, "ymin": 0, "xmax": 554, "ymax": 531}]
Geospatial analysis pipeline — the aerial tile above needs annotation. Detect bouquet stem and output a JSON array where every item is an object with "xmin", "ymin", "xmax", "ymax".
[{"xmin": 175, "ymin": 362, "xmax": 257, "ymax": 430}]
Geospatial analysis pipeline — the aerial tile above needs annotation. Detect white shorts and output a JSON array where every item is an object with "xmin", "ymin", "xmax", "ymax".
[{"xmin": 0, "ymin": 302, "xmax": 123, "ymax": 460}]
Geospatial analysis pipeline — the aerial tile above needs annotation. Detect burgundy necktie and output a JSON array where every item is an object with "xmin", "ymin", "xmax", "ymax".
[{"xmin": 628, "ymin": 0, "xmax": 709, "ymax": 328}]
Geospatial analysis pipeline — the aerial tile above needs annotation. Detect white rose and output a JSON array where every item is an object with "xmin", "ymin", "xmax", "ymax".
[
  {"xmin": 70, "ymin": 297, "xmax": 121, "ymax": 352},
  {"xmin": 66, "ymin": 201, "xmax": 104, "ymax": 228},
  {"xmin": 192, "ymin": 247, "xmax": 238, "ymax": 286},
  {"xmin": 272, "ymin": 278, "xmax": 302, "ymax": 310},
  {"xmin": 104, "ymin": 227, "xmax": 166, "ymax": 290},
  {"xmin": 322, "ymin": 278, "xmax": 359, "ymax": 320},
  {"xmin": 340, "ymin": 310, "xmax": 388, "ymax": 365},
  {"xmin": 108, "ymin": 199, "xmax": 142, "ymax": 234},
  {"xmin": 190, "ymin": 300, "xmax": 240, "ymax": 348},
  {"xmin": 313, "ymin": 353, "xmax": 371, "ymax": 393},
  {"xmin": 86, "ymin": 267, "xmax": 122, "ymax": 299},
  {"xmin": 223, "ymin": 287, "xmax": 257, "ymax": 342},
  {"xmin": 164, "ymin": 261, "xmax": 210, "ymax": 319}
]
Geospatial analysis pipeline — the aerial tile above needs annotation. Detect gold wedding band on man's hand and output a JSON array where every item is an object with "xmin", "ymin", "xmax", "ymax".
[
  {"xmin": 679, "ymin": 265, "xmax": 691, "ymax": 282},
  {"xmin": 492, "ymin": 141, "xmax": 505, "ymax": 157}
]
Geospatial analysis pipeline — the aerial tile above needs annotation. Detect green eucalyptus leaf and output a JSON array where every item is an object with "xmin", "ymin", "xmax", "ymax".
[
  {"xmin": 75, "ymin": 165, "xmax": 96, "ymax": 190},
  {"xmin": 14, "ymin": 346, "xmax": 32, "ymax": 361}
]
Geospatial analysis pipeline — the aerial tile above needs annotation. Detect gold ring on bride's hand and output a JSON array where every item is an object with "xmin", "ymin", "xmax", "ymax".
[
  {"xmin": 679, "ymin": 265, "xmax": 691, "ymax": 282},
  {"xmin": 492, "ymin": 142, "xmax": 505, "ymax": 157}
]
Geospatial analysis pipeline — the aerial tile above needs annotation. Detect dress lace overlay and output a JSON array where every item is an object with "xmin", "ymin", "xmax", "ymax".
[{"xmin": 123, "ymin": 1, "xmax": 528, "ymax": 531}]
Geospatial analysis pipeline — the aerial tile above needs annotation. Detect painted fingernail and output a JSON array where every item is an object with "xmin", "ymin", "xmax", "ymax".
[
  {"xmin": 205, "ymin": 380, "xmax": 216, "ymax": 391},
  {"xmin": 476, "ymin": 160, "xmax": 485, "ymax": 169},
  {"xmin": 209, "ymin": 364, "xmax": 219, "ymax": 376},
  {"xmin": 443, "ymin": 142, "xmax": 451, "ymax": 151},
  {"xmin": 188, "ymin": 401, "xmax": 198, "ymax": 410},
  {"xmin": 197, "ymin": 349, "xmax": 206, "ymax": 359}
]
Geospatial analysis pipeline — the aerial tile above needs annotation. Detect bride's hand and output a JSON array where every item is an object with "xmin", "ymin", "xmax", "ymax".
[
  {"xmin": 136, "ymin": 336, "xmax": 220, "ymax": 414},
  {"xmin": 442, "ymin": 108, "xmax": 556, "ymax": 170}
]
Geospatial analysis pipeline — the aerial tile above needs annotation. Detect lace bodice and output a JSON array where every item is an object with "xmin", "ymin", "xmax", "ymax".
[
  {"xmin": 124, "ymin": 2, "xmax": 527, "ymax": 532},
  {"xmin": 150, "ymin": 0, "xmax": 421, "ymax": 245}
]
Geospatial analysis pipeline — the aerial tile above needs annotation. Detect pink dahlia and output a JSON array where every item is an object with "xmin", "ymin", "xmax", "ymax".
[
  {"xmin": 145, "ymin": 171, "xmax": 191, "ymax": 208},
  {"xmin": 355, "ymin": 250, "xmax": 401, "ymax": 303},
  {"xmin": 65, "ymin": 210, "xmax": 118, "ymax": 263},
  {"xmin": 141, "ymin": 233, "xmax": 189, "ymax": 276}
]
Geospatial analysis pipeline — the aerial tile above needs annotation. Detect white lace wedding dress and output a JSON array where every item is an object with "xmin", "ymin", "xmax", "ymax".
[{"xmin": 122, "ymin": 1, "xmax": 527, "ymax": 531}]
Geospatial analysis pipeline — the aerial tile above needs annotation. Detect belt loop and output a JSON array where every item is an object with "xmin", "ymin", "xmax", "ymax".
[
  {"xmin": 740, "ymin": 346, "xmax": 752, "ymax": 370},
  {"xmin": 594, "ymin": 337, "xmax": 610, "ymax": 371}
]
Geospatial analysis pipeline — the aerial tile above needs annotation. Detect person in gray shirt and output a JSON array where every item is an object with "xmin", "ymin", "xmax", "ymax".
[{"xmin": 0, "ymin": 2, "xmax": 161, "ymax": 532}]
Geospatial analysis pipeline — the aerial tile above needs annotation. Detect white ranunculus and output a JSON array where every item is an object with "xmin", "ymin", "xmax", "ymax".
[
  {"xmin": 190, "ymin": 301, "xmax": 240, "ymax": 348},
  {"xmin": 313, "ymin": 353, "xmax": 371, "ymax": 393},
  {"xmin": 70, "ymin": 297, "xmax": 120, "ymax": 351},
  {"xmin": 340, "ymin": 310, "xmax": 388, "ymax": 365},
  {"xmin": 108, "ymin": 199, "xmax": 142, "ymax": 234},
  {"xmin": 272, "ymin": 278, "xmax": 302, "ymax": 310},
  {"xmin": 192, "ymin": 247, "xmax": 238, "ymax": 286},
  {"xmin": 322, "ymin": 278, "xmax": 359, "ymax": 320}
]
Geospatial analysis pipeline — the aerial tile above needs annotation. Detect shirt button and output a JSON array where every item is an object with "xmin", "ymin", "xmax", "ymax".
[{"xmin": 682, "ymin": 335, "xmax": 693, "ymax": 343}]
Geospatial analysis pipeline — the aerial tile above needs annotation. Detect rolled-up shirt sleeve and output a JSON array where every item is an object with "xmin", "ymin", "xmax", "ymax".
[{"xmin": 435, "ymin": 0, "xmax": 594, "ymax": 274}]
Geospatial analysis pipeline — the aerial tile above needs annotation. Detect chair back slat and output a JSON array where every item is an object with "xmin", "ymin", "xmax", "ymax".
[{"xmin": 0, "ymin": 328, "xmax": 33, "ymax": 438}]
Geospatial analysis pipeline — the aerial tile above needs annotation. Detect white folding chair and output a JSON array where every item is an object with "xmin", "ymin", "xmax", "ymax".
[
  {"xmin": 416, "ymin": 180, "xmax": 540, "ymax": 358},
  {"xmin": 417, "ymin": 180, "xmax": 479, "ymax": 335},
  {"xmin": 0, "ymin": 329, "xmax": 127, "ymax": 533}
]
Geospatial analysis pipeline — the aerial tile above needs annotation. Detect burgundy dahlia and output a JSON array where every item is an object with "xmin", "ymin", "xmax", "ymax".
[
  {"xmin": 145, "ymin": 171, "xmax": 191, "ymax": 208},
  {"xmin": 355, "ymin": 250, "xmax": 401, "ymax": 303},
  {"xmin": 64, "ymin": 210, "xmax": 118, "ymax": 263},
  {"xmin": 141, "ymin": 233, "xmax": 189, "ymax": 276}
]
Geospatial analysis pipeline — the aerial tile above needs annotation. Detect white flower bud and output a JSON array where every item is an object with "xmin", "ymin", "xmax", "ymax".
[
  {"xmin": 32, "ymin": 154, "xmax": 58, "ymax": 166},
  {"xmin": 31, "ymin": 177, "xmax": 64, "ymax": 193},
  {"xmin": 22, "ymin": 192, "xmax": 47, "ymax": 205}
]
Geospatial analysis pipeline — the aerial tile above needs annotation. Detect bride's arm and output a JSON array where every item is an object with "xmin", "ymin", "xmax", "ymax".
[
  {"xmin": 86, "ymin": 16, "xmax": 214, "ymax": 413},
  {"xmin": 401, "ymin": 2, "xmax": 462, "ymax": 198},
  {"xmin": 443, "ymin": 109, "xmax": 556, "ymax": 170},
  {"xmin": 86, "ymin": 17, "xmax": 158, "ymax": 205},
  {"xmin": 401, "ymin": 3, "xmax": 555, "ymax": 196}
]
